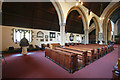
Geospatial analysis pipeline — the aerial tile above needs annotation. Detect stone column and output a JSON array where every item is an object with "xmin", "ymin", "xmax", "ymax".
[
  {"xmin": 96, "ymin": 27, "xmax": 99, "ymax": 44},
  {"xmin": 84, "ymin": 29, "xmax": 89, "ymax": 44},
  {"xmin": 112, "ymin": 31, "xmax": 115, "ymax": 42},
  {"xmin": 98, "ymin": 32, "xmax": 103, "ymax": 45},
  {"xmin": 60, "ymin": 22, "xmax": 66, "ymax": 46}
]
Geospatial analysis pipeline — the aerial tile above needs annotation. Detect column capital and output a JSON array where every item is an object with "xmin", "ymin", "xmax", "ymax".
[
  {"xmin": 60, "ymin": 22, "xmax": 66, "ymax": 26},
  {"xmin": 98, "ymin": 32, "xmax": 103, "ymax": 34}
]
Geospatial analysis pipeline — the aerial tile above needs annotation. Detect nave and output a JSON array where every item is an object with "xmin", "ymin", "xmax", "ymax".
[{"xmin": 1, "ymin": 1, "xmax": 120, "ymax": 79}]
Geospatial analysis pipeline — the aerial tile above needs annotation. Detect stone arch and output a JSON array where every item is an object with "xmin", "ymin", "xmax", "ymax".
[
  {"xmin": 66, "ymin": 6, "xmax": 88, "ymax": 30},
  {"xmin": 116, "ymin": 19, "xmax": 120, "ymax": 26},
  {"xmin": 115, "ymin": 19, "xmax": 120, "ymax": 35},
  {"xmin": 89, "ymin": 27, "xmax": 96, "ymax": 33},
  {"xmin": 89, "ymin": 17, "xmax": 100, "ymax": 32},
  {"xmin": 51, "ymin": 1, "xmax": 64, "ymax": 25},
  {"xmin": 102, "ymin": 2, "xmax": 120, "ymax": 44},
  {"xmin": 0, "ymin": 1, "xmax": 2, "ymax": 11},
  {"xmin": 89, "ymin": 17, "xmax": 100, "ymax": 43}
]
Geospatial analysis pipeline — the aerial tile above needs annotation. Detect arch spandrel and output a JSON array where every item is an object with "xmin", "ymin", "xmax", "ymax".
[{"xmin": 89, "ymin": 16, "xmax": 100, "ymax": 33}]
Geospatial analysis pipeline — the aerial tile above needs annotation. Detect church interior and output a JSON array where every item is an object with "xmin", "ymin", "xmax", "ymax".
[{"xmin": 0, "ymin": 0, "xmax": 120, "ymax": 79}]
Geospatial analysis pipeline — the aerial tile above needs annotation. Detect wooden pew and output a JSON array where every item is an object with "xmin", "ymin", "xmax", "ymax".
[
  {"xmin": 97, "ymin": 48, "xmax": 101, "ymax": 58},
  {"xmin": 55, "ymin": 47, "xmax": 88, "ymax": 67},
  {"xmin": 65, "ymin": 43, "xmax": 70, "ymax": 47},
  {"xmin": 100, "ymin": 47, "xmax": 104, "ymax": 57},
  {"xmin": 105, "ymin": 46, "xmax": 108, "ymax": 54},
  {"xmin": 46, "ymin": 43, "xmax": 60, "ymax": 49},
  {"xmin": 45, "ymin": 47, "xmax": 78, "ymax": 73},
  {"xmin": 64, "ymin": 46, "xmax": 95, "ymax": 62},
  {"xmin": 41, "ymin": 44, "xmax": 47, "ymax": 50},
  {"xmin": 112, "ymin": 58, "xmax": 120, "ymax": 79},
  {"xmin": 110, "ymin": 45, "xmax": 114, "ymax": 51},
  {"xmin": 106, "ymin": 46, "xmax": 110, "ymax": 53},
  {"xmin": 102, "ymin": 47, "xmax": 107, "ymax": 55},
  {"xmin": 88, "ymin": 49, "xmax": 95, "ymax": 62}
]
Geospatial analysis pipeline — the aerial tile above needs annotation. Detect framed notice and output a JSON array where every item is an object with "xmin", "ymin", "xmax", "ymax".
[{"xmin": 50, "ymin": 32, "xmax": 56, "ymax": 38}]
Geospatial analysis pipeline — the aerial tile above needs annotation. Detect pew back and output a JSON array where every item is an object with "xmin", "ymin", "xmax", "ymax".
[{"xmin": 45, "ymin": 47, "xmax": 78, "ymax": 73}]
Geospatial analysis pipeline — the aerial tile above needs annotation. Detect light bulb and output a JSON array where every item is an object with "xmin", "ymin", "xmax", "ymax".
[{"xmin": 76, "ymin": 3, "xmax": 79, "ymax": 6}]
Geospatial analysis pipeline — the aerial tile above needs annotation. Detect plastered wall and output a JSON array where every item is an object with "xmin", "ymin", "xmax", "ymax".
[{"xmin": 1, "ymin": 26, "xmax": 84, "ymax": 51}]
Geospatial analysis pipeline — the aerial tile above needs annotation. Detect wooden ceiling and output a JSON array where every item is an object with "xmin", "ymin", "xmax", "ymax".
[
  {"xmin": 2, "ymin": 2, "xmax": 60, "ymax": 31},
  {"xmin": 66, "ymin": 10, "xmax": 84, "ymax": 34},
  {"xmin": 2, "ymin": 2, "xmax": 85, "ymax": 34},
  {"xmin": 110, "ymin": 6, "xmax": 120, "ymax": 23},
  {"xmin": 2, "ymin": 2, "xmax": 112, "ymax": 34},
  {"xmin": 83, "ymin": 2, "xmax": 110, "ymax": 17}
]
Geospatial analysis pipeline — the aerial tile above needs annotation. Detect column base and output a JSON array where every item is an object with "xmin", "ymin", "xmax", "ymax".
[{"xmin": 99, "ymin": 41, "xmax": 103, "ymax": 45}]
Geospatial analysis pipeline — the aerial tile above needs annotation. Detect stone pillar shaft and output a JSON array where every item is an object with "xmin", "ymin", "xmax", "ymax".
[
  {"xmin": 85, "ymin": 29, "xmax": 89, "ymax": 44},
  {"xmin": 98, "ymin": 32, "xmax": 103, "ymax": 45},
  {"xmin": 60, "ymin": 23, "xmax": 65, "ymax": 46},
  {"xmin": 113, "ymin": 31, "xmax": 115, "ymax": 42}
]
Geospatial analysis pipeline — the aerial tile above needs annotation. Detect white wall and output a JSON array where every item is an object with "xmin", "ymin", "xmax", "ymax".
[{"xmin": 1, "ymin": 26, "xmax": 84, "ymax": 51}]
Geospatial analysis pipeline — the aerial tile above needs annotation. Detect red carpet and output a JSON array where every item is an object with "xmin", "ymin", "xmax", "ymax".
[{"xmin": 2, "ymin": 46, "xmax": 119, "ymax": 78}]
